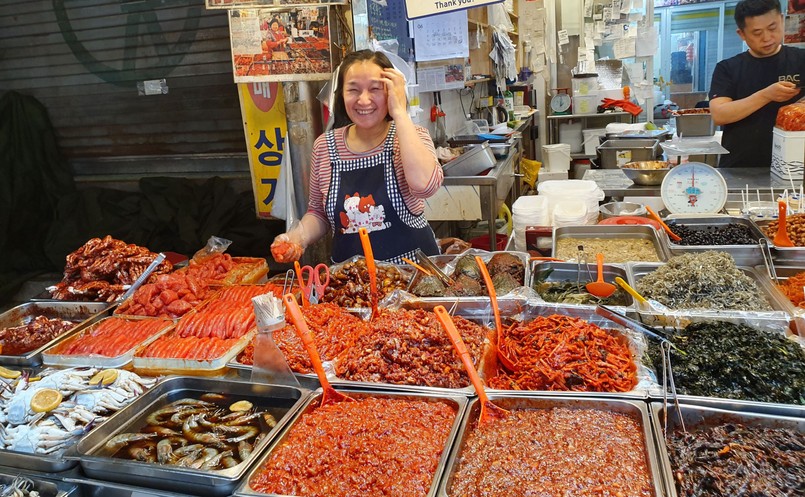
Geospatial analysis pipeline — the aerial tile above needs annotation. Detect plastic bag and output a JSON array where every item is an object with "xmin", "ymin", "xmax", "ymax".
[
  {"xmin": 775, "ymin": 101, "xmax": 805, "ymax": 131},
  {"xmin": 192, "ymin": 236, "xmax": 232, "ymax": 262},
  {"xmin": 520, "ymin": 157, "xmax": 541, "ymax": 188}
]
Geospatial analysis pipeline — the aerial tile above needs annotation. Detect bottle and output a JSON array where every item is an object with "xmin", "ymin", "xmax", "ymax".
[{"xmin": 503, "ymin": 88, "xmax": 515, "ymax": 121}]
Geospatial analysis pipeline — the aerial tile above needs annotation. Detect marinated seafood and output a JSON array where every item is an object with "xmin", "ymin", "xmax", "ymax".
[
  {"xmin": 107, "ymin": 395, "xmax": 276, "ymax": 469},
  {"xmin": 488, "ymin": 314, "xmax": 638, "ymax": 392},
  {"xmin": 0, "ymin": 316, "xmax": 75, "ymax": 356},
  {"xmin": 635, "ymin": 251, "xmax": 773, "ymax": 311},
  {"xmin": 667, "ymin": 423, "xmax": 804, "ymax": 496},
  {"xmin": 183, "ymin": 254, "xmax": 268, "ymax": 286},
  {"xmin": 249, "ymin": 397, "xmax": 456, "ymax": 497},
  {"xmin": 335, "ymin": 309, "xmax": 489, "ymax": 388},
  {"xmin": 449, "ymin": 407, "xmax": 653, "ymax": 497},
  {"xmin": 49, "ymin": 236, "xmax": 173, "ymax": 302},
  {"xmin": 45, "ymin": 317, "xmax": 170, "ymax": 358},
  {"xmin": 115, "ymin": 272, "xmax": 212, "ymax": 318},
  {"xmin": 321, "ymin": 258, "xmax": 407, "ymax": 307},
  {"xmin": 486, "ymin": 252, "xmax": 524, "ymax": 284},
  {"xmin": 410, "ymin": 274, "xmax": 447, "ymax": 297}
]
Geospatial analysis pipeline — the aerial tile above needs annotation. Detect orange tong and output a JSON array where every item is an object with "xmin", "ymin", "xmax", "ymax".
[{"xmin": 475, "ymin": 256, "xmax": 517, "ymax": 371}]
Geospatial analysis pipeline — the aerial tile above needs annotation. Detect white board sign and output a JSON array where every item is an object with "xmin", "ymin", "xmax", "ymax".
[{"xmin": 404, "ymin": 0, "xmax": 504, "ymax": 20}]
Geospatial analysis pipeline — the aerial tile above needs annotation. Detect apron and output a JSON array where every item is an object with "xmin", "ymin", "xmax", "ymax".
[{"xmin": 325, "ymin": 122, "xmax": 439, "ymax": 264}]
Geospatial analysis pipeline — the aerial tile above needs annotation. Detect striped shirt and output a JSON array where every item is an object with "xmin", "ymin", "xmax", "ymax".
[{"xmin": 307, "ymin": 124, "xmax": 443, "ymax": 226}]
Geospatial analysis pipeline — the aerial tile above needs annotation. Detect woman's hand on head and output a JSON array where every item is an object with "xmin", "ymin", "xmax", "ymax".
[{"xmin": 381, "ymin": 68, "xmax": 408, "ymax": 120}]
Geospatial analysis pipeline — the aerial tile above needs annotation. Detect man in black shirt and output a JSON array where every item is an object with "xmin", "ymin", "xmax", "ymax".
[{"xmin": 709, "ymin": 0, "xmax": 803, "ymax": 168}]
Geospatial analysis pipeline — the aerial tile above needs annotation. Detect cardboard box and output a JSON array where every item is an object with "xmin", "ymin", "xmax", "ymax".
[{"xmin": 770, "ymin": 127, "xmax": 805, "ymax": 180}]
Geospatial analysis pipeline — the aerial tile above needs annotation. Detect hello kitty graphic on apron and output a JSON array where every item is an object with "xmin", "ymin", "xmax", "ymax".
[{"xmin": 325, "ymin": 123, "xmax": 439, "ymax": 264}]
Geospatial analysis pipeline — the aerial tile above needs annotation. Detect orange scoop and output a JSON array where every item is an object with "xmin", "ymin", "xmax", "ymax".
[
  {"xmin": 283, "ymin": 293, "xmax": 354, "ymax": 407},
  {"xmin": 774, "ymin": 200, "xmax": 795, "ymax": 247},
  {"xmin": 474, "ymin": 256, "xmax": 516, "ymax": 372},
  {"xmin": 646, "ymin": 205, "xmax": 682, "ymax": 242},
  {"xmin": 586, "ymin": 253, "xmax": 617, "ymax": 298},
  {"xmin": 358, "ymin": 228, "xmax": 379, "ymax": 318},
  {"xmin": 434, "ymin": 306, "xmax": 509, "ymax": 425}
]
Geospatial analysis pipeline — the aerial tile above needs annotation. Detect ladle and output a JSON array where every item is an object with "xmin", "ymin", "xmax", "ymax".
[
  {"xmin": 283, "ymin": 293, "xmax": 354, "ymax": 407},
  {"xmin": 358, "ymin": 227, "xmax": 379, "ymax": 318},
  {"xmin": 773, "ymin": 200, "xmax": 795, "ymax": 247},
  {"xmin": 645, "ymin": 205, "xmax": 682, "ymax": 242},
  {"xmin": 434, "ymin": 305, "xmax": 509, "ymax": 424},
  {"xmin": 474, "ymin": 256, "xmax": 517, "ymax": 371},
  {"xmin": 585, "ymin": 253, "xmax": 617, "ymax": 298}
]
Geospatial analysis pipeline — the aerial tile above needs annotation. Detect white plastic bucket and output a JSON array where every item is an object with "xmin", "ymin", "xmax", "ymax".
[
  {"xmin": 553, "ymin": 200, "xmax": 588, "ymax": 227},
  {"xmin": 541, "ymin": 144, "xmax": 572, "ymax": 172},
  {"xmin": 537, "ymin": 179, "xmax": 605, "ymax": 225},
  {"xmin": 512, "ymin": 195, "xmax": 548, "ymax": 251},
  {"xmin": 582, "ymin": 128, "xmax": 607, "ymax": 156}
]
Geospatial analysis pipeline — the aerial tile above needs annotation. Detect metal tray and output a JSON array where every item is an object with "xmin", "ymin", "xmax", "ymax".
[
  {"xmin": 0, "ymin": 301, "xmax": 111, "ymax": 366},
  {"xmin": 664, "ymin": 215, "xmax": 769, "ymax": 266},
  {"xmin": 404, "ymin": 250, "xmax": 532, "ymax": 304},
  {"xmin": 132, "ymin": 330, "xmax": 255, "ymax": 376},
  {"xmin": 528, "ymin": 260, "xmax": 635, "ymax": 313},
  {"xmin": 73, "ymin": 376, "xmax": 309, "ymax": 496},
  {"xmin": 67, "ymin": 475, "xmax": 197, "ymax": 497},
  {"xmin": 484, "ymin": 303, "xmax": 656, "ymax": 397},
  {"xmin": 438, "ymin": 395, "xmax": 666, "ymax": 497},
  {"xmin": 629, "ymin": 263, "xmax": 792, "ymax": 327},
  {"xmin": 649, "ymin": 400, "xmax": 804, "ymax": 497},
  {"xmin": 442, "ymin": 142, "xmax": 496, "ymax": 177},
  {"xmin": 553, "ymin": 225, "xmax": 671, "ymax": 263},
  {"xmin": 0, "ymin": 470, "xmax": 80, "ymax": 496},
  {"xmin": 233, "ymin": 388, "xmax": 468, "ymax": 497}
]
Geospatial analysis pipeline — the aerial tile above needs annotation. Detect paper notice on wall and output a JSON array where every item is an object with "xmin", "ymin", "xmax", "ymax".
[
  {"xmin": 596, "ymin": 21, "xmax": 606, "ymax": 33},
  {"xmin": 613, "ymin": 36, "xmax": 636, "ymax": 59},
  {"xmin": 611, "ymin": 0, "xmax": 621, "ymax": 14},
  {"xmin": 557, "ymin": 29, "xmax": 570, "ymax": 46},
  {"xmin": 416, "ymin": 65, "xmax": 466, "ymax": 91},
  {"xmin": 534, "ymin": 52, "xmax": 545, "ymax": 72},
  {"xmin": 412, "ymin": 11, "xmax": 469, "ymax": 61},
  {"xmin": 603, "ymin": 7, "xmax": 613, "ymax": 21},
  {"xmin": 620, "ymin": 0, "xmax": 631, "ymax": 14},
  {"xmin": 636, "ymin": 25, "xmax": 659, "ymax": 56},
  {"xmin": 584, "ymin": 0, "xmax": 593, "ymax": 18},
  {"xmin": 625, "ymin": 62, "xmax": 644, "ymax": 82}
]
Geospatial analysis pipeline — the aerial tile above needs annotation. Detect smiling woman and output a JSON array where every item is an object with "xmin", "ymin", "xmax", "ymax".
[{"xmin": 270, "ymin": 49, "xmax": 445, "ymax": 265}]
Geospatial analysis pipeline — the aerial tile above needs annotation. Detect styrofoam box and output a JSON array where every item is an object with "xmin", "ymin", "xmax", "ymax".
[
  {"xmin": 771, "ymin": 127, "xmax": 805, "ymax": 180},
  {"xmin": 573, "ymin": 94, "xmax": 599, "ymax": 115}
]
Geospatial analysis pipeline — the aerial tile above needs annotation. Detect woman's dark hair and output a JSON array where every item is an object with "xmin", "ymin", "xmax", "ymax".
[
  {"xmin": 332, "ymin": 49, "xmax": 396, "ymax": 129},
  {"xmin": 734, "ymin": 0, "xmax": 781, "ymax": 30}
]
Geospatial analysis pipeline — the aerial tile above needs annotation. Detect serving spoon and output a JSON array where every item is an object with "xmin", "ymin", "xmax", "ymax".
[{"xmin": 585, "ymin": 253, "xmax": 617, "ymax": 298}]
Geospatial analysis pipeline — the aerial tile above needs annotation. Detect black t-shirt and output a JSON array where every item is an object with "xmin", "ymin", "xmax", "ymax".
[{"xmin": 709, "ymin": 45, "xmax": 805, "ymax": 168}]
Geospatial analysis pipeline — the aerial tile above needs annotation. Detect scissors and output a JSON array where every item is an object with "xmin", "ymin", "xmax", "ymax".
[{"xmin": 295, "ymin": 262, "xmax": 330, "ymax": 304}]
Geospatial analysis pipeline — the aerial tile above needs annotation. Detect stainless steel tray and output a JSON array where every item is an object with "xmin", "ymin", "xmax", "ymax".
[
  {"xmin": 0, "ymin": 470, "xmax": 80, "ymax": 496},
  {"xmin": 0, "ymin": 301, "xmax": 111, "ymax": 366},
  {"xmin": 66, "ymin": 474, "xmax": 198, "ymax": 497},
  {"xmin": 405, "ymin": 250, "xmax": 531, "ymax": 303},
  {"xmin": 529, "ymin": 260, "xmax": 635, "ymax": 313},
  {"xmin": 73, "ymin": 376, "xmax": 309, "ymax": 496},
  {"xmin": 438, "ymin": 395, "xmax": 666, "ymax": 497},
  {"xmin": 649, "ymin": 400, "xmax": 804, "ymax": 497},
  {"xmin": 665, "ymin": 215, "xmax": 769, "ymax": 266},
  {"xmin": 484, "ymin": 303, "xmax": 655, "ymax": 397},
  {"xmin": 233, "ymin": 388, "xmax": 468, "ymax": 497},
  {"xmin": 552, "ymin": 225, "xmax": 672, "ymax": 263},
  {"xmin": 629, "ymin": 263, "xmax": 792, "ymax": 327}
]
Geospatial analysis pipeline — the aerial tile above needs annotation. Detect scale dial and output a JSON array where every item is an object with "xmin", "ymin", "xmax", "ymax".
[
  {"xmin": 661, "ymin": 162, "xmax": 728, "ymax": 214},
  {"xmin": 550, "ymin": 92, "xmax": 571, "ymax": 114}
]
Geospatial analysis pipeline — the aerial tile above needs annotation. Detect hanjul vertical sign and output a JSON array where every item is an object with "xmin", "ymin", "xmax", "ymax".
[
  {"xmin": 404, "ymin": 0, "xmax": 504, "ymax": 19},
  {"xmin": 239, "ymin": 81, "xmax": 287, "ymax": 218}
]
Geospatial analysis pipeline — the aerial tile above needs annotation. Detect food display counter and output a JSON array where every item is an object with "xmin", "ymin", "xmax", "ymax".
[{"xmin": 0, "ymin": 227, "xmax": 802, "ymax": 497}]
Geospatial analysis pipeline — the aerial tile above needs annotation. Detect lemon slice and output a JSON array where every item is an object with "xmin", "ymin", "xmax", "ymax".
[
  {"xmin": 89, "ymin": 369, "xmax": 119, "ymax": 386},
  {"xmin": 229, "ymin": 400, "xmax": 253, "ymax": 412},
  {"xmin": 0, "ymin": 366, "xmax": 21, "ymax": 380},
  {"xmin": 31, "ymin": 388, "xmax": 63, "ymax": 413}
]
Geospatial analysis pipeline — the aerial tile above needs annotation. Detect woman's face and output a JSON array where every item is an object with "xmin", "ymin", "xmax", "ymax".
[{"xmin": 342, "ymin": 60, "xmax": 388, "ymax": 129}]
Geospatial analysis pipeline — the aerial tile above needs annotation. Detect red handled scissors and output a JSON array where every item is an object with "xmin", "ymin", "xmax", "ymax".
[{"xmin": 297, "ymin": 263, "xmax": 330, "ymax": 304}]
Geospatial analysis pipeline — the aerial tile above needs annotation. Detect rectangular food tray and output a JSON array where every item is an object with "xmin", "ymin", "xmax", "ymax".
[
  {"xmin": 442, "ymin": 142, "xmax": 497, "ymax": 177},
  {"xmin": 649, "ymin": 400, "xmax": 804, "ymax": 497},
  {"xmin": 73, "ymin": 376, "xmax": 309, "ymax": 497},
  {"xmin": 553, "ymin": 225, "xmax": 672, "ymax": 263},
  {"xmin": 41, "ymin": 316, "xmax": 174, "ymax": 368},
  {"xmin": 438, "ymin": 395, "xmax": 666, "ymax": 497},
  {"xmin": 628, "ymin": 263, "xmax": 792, "ymax": 327},
  {"xmin": 0, "ymin": 471, "xmax": 80, "ymax": 496},
  {"xmin": 132, "ymin": 330, "xmax": 256, "ymax": 376},
  {"xmin": 0, "ymin": 301, "xmax": 111, "ymax": 366},
  {"xmin": 484, "ymin": 303, "xmax": 656, "ymax": 397},
  {"xmin": 528, "ymin": 260, "xmax": 636, "ymax": 313},
  {"xmin": 233, "ymin": 388, "xmax": 468, "ymax": 497},
  {"xmin": 665, "ymin": 215, "xmax": 769, "ymax": 266}
]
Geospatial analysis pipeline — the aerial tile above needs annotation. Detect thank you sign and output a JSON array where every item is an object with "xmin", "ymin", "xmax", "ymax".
[{"xmin": 404, "ymin": 0, "xmax": 504, "ymax": 19}]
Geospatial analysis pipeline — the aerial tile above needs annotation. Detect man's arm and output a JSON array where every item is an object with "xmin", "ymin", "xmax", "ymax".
[{"xmin": 710, "ymin": 81, "xmax": 800, "ymax": 125}]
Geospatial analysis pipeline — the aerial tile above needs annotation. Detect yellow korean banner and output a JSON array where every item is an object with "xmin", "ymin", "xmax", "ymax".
[{"xmin": 239, "ymin": 81, "xmax": 287, "ymax": 219}]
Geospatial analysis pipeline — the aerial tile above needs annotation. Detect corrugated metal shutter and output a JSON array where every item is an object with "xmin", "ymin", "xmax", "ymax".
[{"xmin": 0, "ymin": 0, "xmax": 247, "ymax": 178}]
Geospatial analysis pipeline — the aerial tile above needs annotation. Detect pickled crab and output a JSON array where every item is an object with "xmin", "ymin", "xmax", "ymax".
[{"xmin": 0, "ymin": 418, "xmax": 89, "ymax": 455}]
